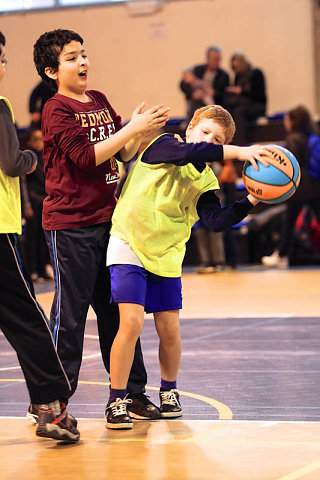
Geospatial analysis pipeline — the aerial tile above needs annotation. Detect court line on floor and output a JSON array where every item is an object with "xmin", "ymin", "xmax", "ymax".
[
  {"xmin": 0, "ymin": 315, "xmax": 287, "ymax": 371},
  {"xmin": 0, "ymin": 378, "xmax": 232, "ymax": 421},
  {"xmin": 2, "ymin": 417, "xmax": 320, "ymax": 448},
  {"xmin": 277, "ymin": 459, "xmax": 320, "ymax": 480},
  {"xmin": 0, "ymin": 314, "xmax": 313, "ymax": 371},
  {"xmin": 182, "ymin": 316, "xmax": 291, "ymax": 343}
]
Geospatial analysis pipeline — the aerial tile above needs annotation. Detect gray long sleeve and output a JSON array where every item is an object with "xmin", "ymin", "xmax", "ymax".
[{"xmin": 0, "ymin": 100, "xmax": 36, "ymax": 177}]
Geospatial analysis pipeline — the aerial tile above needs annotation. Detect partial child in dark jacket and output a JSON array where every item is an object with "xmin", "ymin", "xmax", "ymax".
[{"xmin": 0, "ymin": 30, "xmax": 79, "ymax": 443}]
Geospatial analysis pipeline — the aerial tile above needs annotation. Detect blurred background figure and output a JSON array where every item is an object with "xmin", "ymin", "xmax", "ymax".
[
  {"xmin": 217, "ymin": 157, "xmax": 239, "ymax": 269},
  {"xmin": 29, "ymin": 79, "xmax": 55, "ymax": 128},
  {"xmin": 194, "ymin": 158, "xmax": 238, "ymax": 273},
  {"xmin": 179, "ymin": 46, "xmax": 229, "ymax": 122},
  {"xmin": 21, "ymin": 128, "xmax": 53, "ymax": 282},
  {"xmin": 262, "ymin": 105, "xmax": 320, "ymax": 268},
  {"xmin": 194, "ymin": 225, "xmax": 225, "ymax": 274},
  {"xmin": 224, "ymin": 51, "xmax": 267, "ymax": 145}
]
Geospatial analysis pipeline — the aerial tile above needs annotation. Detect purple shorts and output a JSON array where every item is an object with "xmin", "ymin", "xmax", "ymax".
[{"xmin": 109, "ymin": 264, "xmax": 182, "ymax": 314}]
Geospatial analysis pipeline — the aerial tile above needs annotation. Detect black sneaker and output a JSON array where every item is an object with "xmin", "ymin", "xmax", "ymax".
[
  {"xmin": 159, "ymin": 389, "xmax": 182, "ymax": 418},
  {"xmin": 27, "ymin": 402, "xmax": 78, "ymax": 428},
  {"xmin": 105, "ymin": 398, "xmax": 133, "ymax": 429},
  {"xmin": 126, "ymin": 392, "xmax": 161, "ymax": 420},
  {"xmin": 35, "ymin": 401, "xmax": 80, "ymax": 442}
]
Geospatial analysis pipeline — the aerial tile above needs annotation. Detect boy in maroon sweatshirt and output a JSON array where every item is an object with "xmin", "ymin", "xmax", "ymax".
[{"xmin": 32, "ymin": 29, "xmax": 169, "ymax": 421}]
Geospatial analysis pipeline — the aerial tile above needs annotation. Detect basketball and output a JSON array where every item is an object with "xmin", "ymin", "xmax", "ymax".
[{"xmin": 242, "ymin": 144, "xmax": 301, "ymax": 204}]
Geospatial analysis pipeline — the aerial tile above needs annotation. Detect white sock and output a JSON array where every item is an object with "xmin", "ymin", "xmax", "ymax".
[{"xmin": 39, "ymin": 400, "xmax": 61, "ymax": 416}]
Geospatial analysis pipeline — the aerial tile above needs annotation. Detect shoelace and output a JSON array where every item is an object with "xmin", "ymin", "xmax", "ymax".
[
  {"xmin": 160, "ymin": 390, "xmax": 179, "ymax": 406},
  {"xmin": 108, "ymin": 397, "xmax": 133, "ymax": 417}
]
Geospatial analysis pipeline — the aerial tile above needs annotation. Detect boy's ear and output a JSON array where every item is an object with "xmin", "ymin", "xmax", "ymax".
[
  {"xmin": 44, "ymin": 67, "xmax": 58, "ymax": 80},
  {"xmin": 185, "ymin": 121, "xmax": 193, "ymax": 138}
]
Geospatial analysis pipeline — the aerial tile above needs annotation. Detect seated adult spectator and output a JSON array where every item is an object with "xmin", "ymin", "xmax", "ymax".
[
  {"xmin": 224, "ymin": 51, "xmax": 266, "ymax": 145},
  {"xmin": 29, "ymin": 79, "xmax": 55, "ymax": 128},
  {"xmin": 179, "ymin": 46, "xmax": 229, "ymax": 122}
]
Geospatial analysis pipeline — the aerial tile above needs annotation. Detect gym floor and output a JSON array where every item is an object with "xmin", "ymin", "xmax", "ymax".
[{"xmin": 1, "ymin": 266, "xmax": 320, "ymax": 480}]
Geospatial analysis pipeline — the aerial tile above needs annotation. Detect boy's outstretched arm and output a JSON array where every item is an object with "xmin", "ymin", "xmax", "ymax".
[
  {"xmin": 141, "ymin": 135, "xmax": 271, "ymax": 171},
  {"xmin": 196, "ymin": 189, "xmax": 259, "ymax": 232},
  {"xmin": 94, "ymin": 104, "xmax": 170, "ymax": 165},
  {"xmin": 223, "ymin": 144, "xmax": 271, "ymax": 170},
  {"xmin": 141, "ymin": 134, "xmax": 224, "ymax": 169}
]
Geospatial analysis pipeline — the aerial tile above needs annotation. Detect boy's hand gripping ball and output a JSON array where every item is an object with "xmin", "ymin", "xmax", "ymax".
[{"xmin": 242, "ymin": 145, "xmax": 301, "ymax": 204}]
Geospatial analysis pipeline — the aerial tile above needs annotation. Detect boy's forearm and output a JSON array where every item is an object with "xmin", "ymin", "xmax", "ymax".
[
  {"xmin": 94, "ymin": 122, "xmax": 140, "ymax": 166},
  {"xmin": 197, "ymin": 191, "xmax": 255, "ymax": 232},
  {"xmin": 119, "ymin": 135, "xmax": 143, "ymax": 163},
  {"xmin": 223, "ymin": 144, "xmax": 270, "ymax": 169},
  {"xmin": 202, "ymin": 198, "xmax": 254, "ymax": 231},
  {"xmin": 222, "ymin": 145, "xmax": 242, "ymax": 160}
]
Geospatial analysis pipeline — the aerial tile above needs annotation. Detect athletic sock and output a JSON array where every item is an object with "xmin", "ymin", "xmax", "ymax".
[
  {"xmin": 160, "ymin": 379, "xmax": 177, "ymax": 391},
  {"xmin": 108, "ymin": 388, "xmax": 127, "ymax": 405},
  {"xmin": 37, "ymin": 400, "xmax": 61, "ymax": 416}
]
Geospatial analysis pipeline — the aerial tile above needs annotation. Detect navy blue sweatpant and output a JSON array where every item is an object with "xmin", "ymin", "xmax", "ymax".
[
  {"xmin": 45, "ymin": 222, "xmax": 147, "ymax": 401},
  {"xmin": 0, "ymin": 233, "xmax": 71, "ymax": 403}
]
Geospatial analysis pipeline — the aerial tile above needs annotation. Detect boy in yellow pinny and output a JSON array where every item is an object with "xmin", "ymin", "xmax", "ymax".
[{"xmin": 105, "ymin": 105, "xmax": 269, "ymax": 429}]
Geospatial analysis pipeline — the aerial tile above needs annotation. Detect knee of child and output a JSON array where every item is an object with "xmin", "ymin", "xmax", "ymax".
[
  {"xmin": 120, "ymin": 313, "xmax": 143, "ymax": 339},
  {"xmin": 160, "ymin": 325, "xmax": 181, "ymax": 346}
]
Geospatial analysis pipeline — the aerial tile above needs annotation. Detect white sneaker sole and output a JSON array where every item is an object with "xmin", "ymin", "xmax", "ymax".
[
  {"xmin": 128, "ymin": 411, "xmax": 161, "ymax": 420},
  {"xmin": 105, "ymin": 421, "xmax": 133, "ymax": 429},
  {"xmin": 26, "ymin": 411, "xmax": 38, "ymax": 425},
  {"xmin": 160, "ymin": 410, "xmax": 183, "ymax": 418}
]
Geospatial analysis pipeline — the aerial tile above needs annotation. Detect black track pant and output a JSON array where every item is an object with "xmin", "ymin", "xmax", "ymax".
[
  {"xmin": 45, "ymin": 222, "xmax": 147, "ymax": 401},
  {"xmin": 0, "ymin": 233, "xmax": 71, "ymax": 403}
]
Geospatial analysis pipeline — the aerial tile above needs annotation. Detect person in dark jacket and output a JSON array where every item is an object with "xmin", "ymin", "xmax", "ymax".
[
  {"xmin": 29, "ymin": 80, "xmax": 55, "ymax": 128},
  {"xmin": 262, "ymin": 105, "xmax": 320, "ymax": 267},
  {"xmin": 224, "ymin": 51, "xmax": 267, "ymax": 145},
  {"xmin": 20, "ymin": 128, "xmax": 54, "ymax": 281},
  {"xmin": 180, "ymin": 46, "xmax": 229, "ymax": 122}
]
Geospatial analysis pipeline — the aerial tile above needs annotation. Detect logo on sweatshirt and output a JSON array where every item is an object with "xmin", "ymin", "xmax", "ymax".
[
  {"xmin": 110, "ymin": 158, "xmax": 118, "ymax": 170},
  {"xmin": 105, "ymin": 172, "xmax": 120, "ymax": 184}
]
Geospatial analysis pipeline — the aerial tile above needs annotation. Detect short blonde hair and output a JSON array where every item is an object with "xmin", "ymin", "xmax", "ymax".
[{"xmin": 189, "ymin": 105, "xmax": 235, "ymax": 144}]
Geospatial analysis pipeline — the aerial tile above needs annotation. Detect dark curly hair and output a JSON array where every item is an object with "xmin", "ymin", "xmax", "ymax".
[
  {"xmin": 33, "ymin": 29, "xmax": 83, "ymax": 90},
  {"xmin": 0, "ymin": 31, "xmax": 6, "ymax": 54}
]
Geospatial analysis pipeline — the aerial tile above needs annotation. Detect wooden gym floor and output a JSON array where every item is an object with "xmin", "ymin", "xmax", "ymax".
[{"xmin": 1, "ymin": 266, "xmax": 320, "ymax": 480}]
